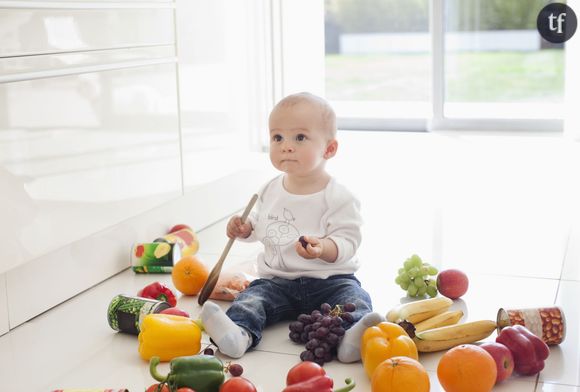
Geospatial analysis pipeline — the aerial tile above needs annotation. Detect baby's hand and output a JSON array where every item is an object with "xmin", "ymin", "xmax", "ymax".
[
  {"xmin": 295, "ymin": 235, "xmax": 323, "ymax": 259},
  {"xmin": 226, "ymin": 216, "xmax": 252, "ymax": 239}
]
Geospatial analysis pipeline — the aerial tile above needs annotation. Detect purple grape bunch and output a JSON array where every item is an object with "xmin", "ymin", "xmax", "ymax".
[{"xmin": 288, "ymin": 302, "xmax": 357, "ymax": 365}]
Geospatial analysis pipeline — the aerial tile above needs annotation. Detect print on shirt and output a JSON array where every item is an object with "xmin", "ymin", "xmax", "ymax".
[{"xmin": 263, "ymin": 208, "xmax": 300, "ymax": 267}]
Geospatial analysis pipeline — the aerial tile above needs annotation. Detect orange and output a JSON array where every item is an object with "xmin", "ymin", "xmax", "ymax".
[
  {"xmin": 437, "ymin": 344, "xmax": 497, "ymax": 392},
  {"xmin": 171, "ymin": 255, "xmax": 209, "ymax": 295},
  {"xmin": 371, "ymin": 356, "xmax": 430, "ymax": 392}
]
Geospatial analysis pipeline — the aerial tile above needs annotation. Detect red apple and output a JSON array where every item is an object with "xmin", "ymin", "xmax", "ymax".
[
  {"xmin": 159, "ymin": 307, "xmax": 190, "ymax": 318},
  {"xmin": 168, "ymin": 224, "xmax": 191, "ymax": 234},
  {"xmin": 436, "ymin": 269, "xmax": 469, "ymax": 299},
  {"xmin": 480, "ymin": 342, "xmax": 514, "ymax": 383}
]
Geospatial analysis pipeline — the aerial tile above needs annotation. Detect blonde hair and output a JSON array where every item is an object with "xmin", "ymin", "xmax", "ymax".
[{"xmin": 272, "ymin": 92, "xmax": 337, "ymax": 139}]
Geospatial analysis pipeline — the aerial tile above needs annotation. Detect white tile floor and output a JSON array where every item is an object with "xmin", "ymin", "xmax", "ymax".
[{"xmin": 1, "ymin": 131, "xmax": 579, "ymax": 391}]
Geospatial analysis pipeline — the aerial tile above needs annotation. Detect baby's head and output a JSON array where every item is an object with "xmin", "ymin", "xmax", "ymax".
[
  {"xmin": 268, "ymin": 93, "xmax": 338, "ymax": 176},
  {"xmin": 269, "ymin": 92, "xmax": 336, "ymax": 141}
]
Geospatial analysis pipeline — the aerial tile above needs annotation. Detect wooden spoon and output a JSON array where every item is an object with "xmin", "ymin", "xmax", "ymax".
[{"xmin": 197, "ymin": 193, "xmax": 259, "ymax": 305}]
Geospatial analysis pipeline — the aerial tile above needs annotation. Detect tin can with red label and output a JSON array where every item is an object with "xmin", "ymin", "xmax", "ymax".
[{"xmin": 497, "ymin": 306, "xmax": 566, "ymax": 345}]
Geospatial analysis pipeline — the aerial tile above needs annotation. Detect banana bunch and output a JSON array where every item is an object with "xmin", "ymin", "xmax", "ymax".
[
  {"xmin": 386, "ymin": 297, "xmax": 497, "ymax": 352},
  {"xmin": 387, "ymin": 297, "xmax": 453, "ymax": 324}
]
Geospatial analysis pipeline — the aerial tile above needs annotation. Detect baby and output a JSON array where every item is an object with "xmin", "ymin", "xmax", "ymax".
[{"xmin": 200, "ymin": 92, "xmax": 383, "ymax": 362}]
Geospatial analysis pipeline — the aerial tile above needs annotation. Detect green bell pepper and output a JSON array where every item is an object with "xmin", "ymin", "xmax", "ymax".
[{"xmin": 150, "ymin": 354, "xmax": 225, "ymax": 392}]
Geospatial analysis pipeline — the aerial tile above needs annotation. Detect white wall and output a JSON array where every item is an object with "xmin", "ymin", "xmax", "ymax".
[{"xmin": 0, "ymin": 0, "xmax": 272, "ymax": 333}]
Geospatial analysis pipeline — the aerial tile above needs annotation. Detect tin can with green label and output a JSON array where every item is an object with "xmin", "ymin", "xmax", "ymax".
[
  {"xmin": 107, "ymin": 294, "xmax": 171, "ymax": 335},
  {"xmin": 131, "ymin": 241, "xmax": 181, "ymax": 273}
]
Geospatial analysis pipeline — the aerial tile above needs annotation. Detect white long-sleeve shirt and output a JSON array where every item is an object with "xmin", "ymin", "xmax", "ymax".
[{"xmin": 241, "ymin": 175, "xmax": 362, "ymax": 279}]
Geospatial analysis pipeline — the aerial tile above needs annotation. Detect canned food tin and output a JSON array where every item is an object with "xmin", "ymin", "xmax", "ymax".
[
  {"xmin": 107, "ymin": 294, "xmax": 171, "ymax": 335},
  {"xmin": 497, "ymin": 306, "xmax": 566, "ymax": 345},
  {"xmin": 131, "ymin": 242, "xmax": 181, "ymax": 273}
]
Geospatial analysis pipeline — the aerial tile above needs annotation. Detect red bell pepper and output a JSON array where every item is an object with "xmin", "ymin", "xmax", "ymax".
[
  {"xmin": 496, "ymin": 324, "xmax": 550, "ymax": 376},
  {"xmin": 138, "ymin": 282, "xmax": 177, "ymax": 307},
  {"xmin": 283, "ymin": 361, "xmax": 356, "ymax": 392}
]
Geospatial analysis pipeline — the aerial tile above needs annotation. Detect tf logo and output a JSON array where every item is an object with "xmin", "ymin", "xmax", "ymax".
[{"xmin": 537, "ymin": 3, "xmax": 577, "ymax": 43}]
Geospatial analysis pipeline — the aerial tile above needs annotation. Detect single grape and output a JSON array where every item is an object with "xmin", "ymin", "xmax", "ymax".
[
  {"xmin": 323, "ymin": 352, "xmax": 333, "ymax": 363},
  {"xmin": 308, "ymin": 331, "xmax": 317, "ymax": 340},
  {"xmin": 321, "ymin": 316, "xmax": 332, "ymax": 327},
  {"xmin": 311, "ymin": 310, "xmax": 322, "ymax": 317},
  {"xmin": 426, "ymin": 285, "xmax": 437, "ymax": 298},
  {"xmin": 203, "ymin": 347, "xmax": 215, "ymax": 355},
  {"xmin": 320, "ymin": 303, "xmax": 332, "ymax": 314},
  {"xmin": 395, "ymin": 275, "xmax": 402, "ymax": 285},
  {"xmin": 289, "ymin": 321, "xmax": 304, "ymax": 332},
  {"xmin": 297, "ymin": 314, "xmax": 311, "ymax": 324},
  {"xmin": 320, "ymin": 342, "xmax": 332, "ymax": 352},
  {"xmin": 403, "ymin": 259, "xmax": 413, "ymax": 270},
  {"xmin": 407, "ymin": 284, "xmax": 418, "ymax": 296},
  {"xmin": 312, "ymin": 322, "xmax": 321, "ymax": 330},
  {"xmin": 417, "ymin": 286, "xmax": 427, "ymax": 296},
  {"xmin": 304, "ymin": 324, "xmax": 313, "ymax": 333},
  {"xmin": 341, "ymin": 312, "xmax": 354, "ymax": 323},
  {"xmin": 343, "ymin": 303, "xmax": 356, "ymax": 312},
  {"xmin": 331, "ymin": 326, "xmax": 345, "ymax": 336},
  {"xmin": 399, "ymin": 273, "xmax": 410, "ymax": 283},
  {"xmin": 410, "ymin": 254, "xmax": 423, "ymax": 268},
  {"xmin": 428, "ymin": 266, "xmax": 438, "ymax": 275},
  {"xmin": 229, "ymin": 363, "xmax": 243, "ymax": 377},
  {"xmin": 314, "ymin": 347, "xmax": 326, "ymax": 358},
  {"xmin": 408, "ymin": 267, "xmax": 420, "ymax": 278},
  {"xmin": 305, "ymin": 338, "xmax": 320, "ymax": 350},
  {"xmin": 327, "ymin": 333, "xmax": 339, "ymax": 345},
  {"xmin": 300, "ymin": 350, "xmax": 315, "ymax": 362},
  {"xmin": 400, "ymin": 281, "xmax": 410, "ymax": 290},
  {"xmin": 289, "ymin": 332, "xmax": 301, "ymax": 342},
  {"xmin": 300, "ymin": 332, "xmax": 309, "ymax": 343},
  {"xmin": 332, "ymin": 316, "xmax": 343, "ymax": 326},
  {"xmin": 316, "ymin": 326, "xmax": 329, "ymax": 338},
  {"xmin": 414, "ymin": 278, "xmax": 426, "ymax": 288}
]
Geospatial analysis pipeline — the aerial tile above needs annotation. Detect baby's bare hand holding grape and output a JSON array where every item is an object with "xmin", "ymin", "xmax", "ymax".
[
  {"xmin": 295, "ymin": 235, "xmax": 323, "ymax": 259},
  {"xmin": 226, "ymin": 216, "xmax": 253, "ymax": 239},
  {"xmin": 296, "ymin": 236, "xmax": 339, "ymax": 263}
]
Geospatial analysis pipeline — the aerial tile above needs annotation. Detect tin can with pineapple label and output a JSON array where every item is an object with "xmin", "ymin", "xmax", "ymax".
[
  {"xmin": 497, "ymin": 306, "xmax": 566, "ymax": 345},
  {"xmin": 131, "ymin": 241, "xmax": 181, "ymax": 273},
  {"xmin": 107, "ymin": 294, "xmax": 171, "ymax": 335}
]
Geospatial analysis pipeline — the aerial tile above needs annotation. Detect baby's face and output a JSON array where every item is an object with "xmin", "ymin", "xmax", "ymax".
[{"xmin": 269, "ymin": 101, "xmax": 333, "ymax": 177}]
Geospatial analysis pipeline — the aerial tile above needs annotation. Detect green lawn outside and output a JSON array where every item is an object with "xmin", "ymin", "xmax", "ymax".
[{"xmin": 325, "ymin": 50, "xmax": 564, "ymax": 102}]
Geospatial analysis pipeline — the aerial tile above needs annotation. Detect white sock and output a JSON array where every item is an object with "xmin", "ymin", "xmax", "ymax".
[
  {"xmin": 200, "ymin": 301, "xmax": 252, "ymax": 358},
  {"xmin": 337, "ymin": 312, "xmax": 385, "ymax": 363}
]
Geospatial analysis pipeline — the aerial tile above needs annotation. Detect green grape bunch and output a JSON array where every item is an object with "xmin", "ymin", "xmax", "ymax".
[{"xmin": 395, "ymin": 254, "xmax": 438, "ymax": 297}]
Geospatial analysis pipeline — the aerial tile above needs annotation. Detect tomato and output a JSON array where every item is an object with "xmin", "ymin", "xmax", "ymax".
[
  {"xmin": 159, "ymin": 307, "xmax": 190, "ymax": 318},
  {"xmin": 145, "ymin": 384, "xmax": 195, "ymax": 392},
  {"xmin": 286, "ymin": 361, "xmax": 326, "ymax": 386},
  {"xmin": 168, "ymin": 224, "xmax": 191, "ymax": 233},
  {"xmin": 145, "ymin": 384, "xmax": 169, "ymax": 392},
  {"xmin": 218, "ymin": 377, "xmax": 257, "ymax": 392}
]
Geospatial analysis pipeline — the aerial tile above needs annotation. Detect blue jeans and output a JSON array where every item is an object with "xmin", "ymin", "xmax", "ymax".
[{"xmin": 226, "ymin": 274, "xmax": 373, "ymax": 347}]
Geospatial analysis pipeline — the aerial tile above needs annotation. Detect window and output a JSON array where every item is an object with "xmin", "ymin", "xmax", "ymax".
[{"xmin": 323, "ymin": 0, "xmax": 564, "ymax": 131}]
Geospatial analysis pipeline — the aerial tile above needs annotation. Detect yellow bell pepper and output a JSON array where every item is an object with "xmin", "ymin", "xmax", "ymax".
[
  {"xmin": 138, "ymin": 313, "xmax": 202, "ymax": 362},
  {"xmin": 361, "ymin": 321, "xmax": 418, "ymax": 379}
]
